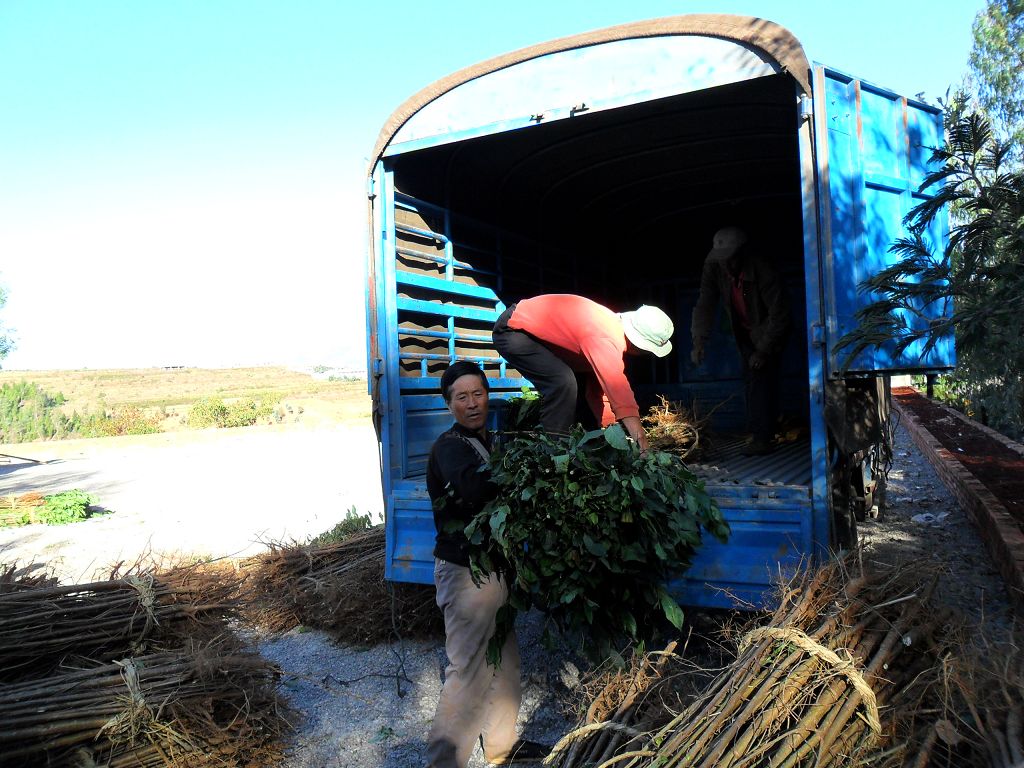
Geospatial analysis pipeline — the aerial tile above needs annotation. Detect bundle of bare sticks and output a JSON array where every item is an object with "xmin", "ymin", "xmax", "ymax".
[
  {"xmin": 0, "ymin": 637, "xmax": 291, "ymax": 767},
  {"xmin": 547, "ymin": 558, "xmax": 971, "ymax": 768},
  {"xmin": 642, "ymin": 396, "xmax": 710, "ymax": 460},
  {"xmin": 241, "ymin": 525, "xmax": 442, "ymax": 644},
  {"xmin": 0, "ymin": 491, "xmax": 44, "ymax": 508},
  {"xmin": 0, "ymin": 564, "xmax": 239, "ymax": 683},
  {"xmin": 0, "ymin": 491, "xmax": 47, "ymax": 527}
]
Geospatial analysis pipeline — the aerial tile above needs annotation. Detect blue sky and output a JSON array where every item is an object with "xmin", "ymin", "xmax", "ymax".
[{"xmin": 0, "ymin": 0, "xmax": 984, "ymax": 371}]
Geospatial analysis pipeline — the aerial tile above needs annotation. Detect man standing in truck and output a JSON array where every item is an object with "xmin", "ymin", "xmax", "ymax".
[
  {"xmin": 691, "ymin": 226, "xmax": 790, "ymax": 455},
  {"xmin": 491, "ymin": 294, "xmax": 674, "ymax": 452},
  {"xmin": 425, "ymin": 361, "xmax": 551, "ymax": 768}
]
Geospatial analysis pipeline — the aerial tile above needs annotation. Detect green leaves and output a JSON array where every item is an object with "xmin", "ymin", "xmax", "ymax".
[
  {"xmin": 467, "ymin": 425, "xmax": 729, "ymax": 663},
  {"xmin": 603, "ymin": 423, "xmax": 631, "ymax": 450},
  {"xmin": 658, "ymin": 588, "xmax": 685, "ymax": 630}
]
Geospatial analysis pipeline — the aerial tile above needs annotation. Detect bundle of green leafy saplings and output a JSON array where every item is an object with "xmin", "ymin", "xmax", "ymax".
[{"xmin": 465, "ymin": 423, "xmax": 729, "ymax": 663}]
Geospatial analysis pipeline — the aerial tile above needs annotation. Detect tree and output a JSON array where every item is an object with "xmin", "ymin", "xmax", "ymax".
[
  {"xmin": 970, "ymin": 0, "xmax": 1024, "ymax": 161},
  {"xmin": 837, "ymin": 109, "xmax": 1024, "ymax": 438},
  {"xmin": 0, "ymin": 286, "xmax": 13, "ymax": 366}
]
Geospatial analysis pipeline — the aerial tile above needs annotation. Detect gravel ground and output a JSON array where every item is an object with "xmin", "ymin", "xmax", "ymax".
[
  {"xmin": 2, "ymin": 421, "xmax": 1016, "ymax": 767},
  {"xmin": 858, "ymin": 424, "xmax": 1015, "ymax": 631},
  {"xmin": 258, "ymin": 610, "xmax": 580, "ymax": 768}
]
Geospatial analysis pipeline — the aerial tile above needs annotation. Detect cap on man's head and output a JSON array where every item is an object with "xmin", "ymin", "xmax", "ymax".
[
  {"xmin": 619, "ymin": 305, "xmax": 674, "ymax": 358},
  {"xmin": 712, "ymin": 226, "xmax": 747, "ymax": 252}
]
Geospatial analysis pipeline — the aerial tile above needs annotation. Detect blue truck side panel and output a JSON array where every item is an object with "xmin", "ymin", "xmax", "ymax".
[{"xmin": 815, "ymin": 67, "xmax": 955, "ymax": 374}]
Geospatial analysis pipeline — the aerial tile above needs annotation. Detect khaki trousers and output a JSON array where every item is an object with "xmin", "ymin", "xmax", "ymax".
[{"xmin": 426, "ymin": 559, "xmax": 522, "ymax": 768}]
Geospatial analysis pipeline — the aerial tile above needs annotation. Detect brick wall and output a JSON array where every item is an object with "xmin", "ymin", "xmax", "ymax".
[{"xmin": 894, "ymin": 396, "xmax": 1024, "ymax": 613}]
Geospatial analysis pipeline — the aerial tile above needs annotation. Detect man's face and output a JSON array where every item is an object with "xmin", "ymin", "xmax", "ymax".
[{"xmin": 447, "ymin": 373, "xmax": 489, "ymax": 432}]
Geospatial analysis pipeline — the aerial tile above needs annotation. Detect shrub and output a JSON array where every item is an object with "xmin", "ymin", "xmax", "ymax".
[
  {"xmin": 90, "ymin": 406, "xmax": 162, "ymax": 437},
  {"xmin": 309, "ymin": 506, "xmax": 374, "ymax": 546},
  {"xmin": 221, "ymin": 398, "xmax": 274, "ymax": 428},
  {"xmin": 188, "ymin": 397, "xmax": 230, "ymax": 428},
  {"xmin": 187, "ymin": 396, "xmax": 277, "ymax": 429},
  {"xmin": 38, "ymin": 490, "xmax": 97, "ymax": 524},
  {"xmin": 0, "ymin": 381, "xmax": 80, "ymax": 443}
]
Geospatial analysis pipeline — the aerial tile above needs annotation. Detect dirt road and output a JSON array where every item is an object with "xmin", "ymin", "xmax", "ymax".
[{"xmin": 0, "ymin": 422, "xmax": 384, "ymax": 581}]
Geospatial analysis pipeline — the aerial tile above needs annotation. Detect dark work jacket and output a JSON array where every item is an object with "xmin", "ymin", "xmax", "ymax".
[
  {"xmin": 691, "ymin": 249, "xmax": 790, "ymax": 357},
  {"xmin": 425, "ymin": 423, "xmax": 497, "ymax": 567}
]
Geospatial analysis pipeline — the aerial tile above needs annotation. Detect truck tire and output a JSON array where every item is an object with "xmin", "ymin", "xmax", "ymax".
[{"xmin": 831, "ymin": 477, "xmax": 858, "ymax": 551}]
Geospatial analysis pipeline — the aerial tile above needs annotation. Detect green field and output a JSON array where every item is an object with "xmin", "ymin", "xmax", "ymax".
[{"xmin": 0, "ymin": 366, "xmax": 371, "ymax": 431}]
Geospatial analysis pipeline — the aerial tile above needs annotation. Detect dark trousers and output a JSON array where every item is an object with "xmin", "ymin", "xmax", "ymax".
[
  {"xmin": 492, "ymin": 306, "xmax": 594, "ymax": 435},
  {"xmin": 736, "ymin": 334, "xmax": 781, "ymax": 442}
]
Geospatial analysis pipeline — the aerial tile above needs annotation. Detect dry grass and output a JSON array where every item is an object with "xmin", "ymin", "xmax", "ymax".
[{"xmin": 0, "ymin": 366, "xmax": 371, "ymax": 429}]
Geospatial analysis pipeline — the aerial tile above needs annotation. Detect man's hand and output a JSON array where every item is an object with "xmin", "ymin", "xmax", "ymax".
[
  {"xmin": 749, "ymin": 351, "xmax": 767, "ymax": 370},
  {"xmin": 620, "ymin": 416, "xmax": 649, "ymax": 453},
  {"xmin": 690, "ymin": 341, "xmax": 705, "ymax": 366}
]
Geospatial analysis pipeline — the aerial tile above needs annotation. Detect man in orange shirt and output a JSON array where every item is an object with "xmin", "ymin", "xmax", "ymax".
[{"xmin": 492, "ymin": 294, "xmax": 674, "ymax": 452}]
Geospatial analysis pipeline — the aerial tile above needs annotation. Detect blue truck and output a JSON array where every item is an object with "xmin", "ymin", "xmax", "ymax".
[{"xmin": 364, "ymin": 15, "xmax": 954, "ymax": 609}]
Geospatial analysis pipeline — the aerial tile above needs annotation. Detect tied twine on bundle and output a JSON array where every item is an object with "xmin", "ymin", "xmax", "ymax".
[
  {"xmin": 96, "ymin": 659, "xmax": 155, "ymax": 744},
  {"xmin": 124, "ymin": 574, "xmax": 160, "ymax": 640},
  {"xmin": 739, "ymin": 625, "xmax": 881, "ymax": 735}
]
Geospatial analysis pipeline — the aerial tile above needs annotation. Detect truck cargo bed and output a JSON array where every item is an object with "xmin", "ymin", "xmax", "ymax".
[{"xmin": 689, "ymin": 434, "xmax": 812, "ymax": 489}]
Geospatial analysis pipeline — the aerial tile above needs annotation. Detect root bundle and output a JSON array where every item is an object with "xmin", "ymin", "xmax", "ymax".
[
  {"xmin": 241, "ymin": 525, "xmax": 443, "ymax": 644},
  {"xmin": 642, "ymin": 396, "xmax": 709, "ymax": 460},
  {"xmin": 549, "ymin": 558, "xmax": 974, "ymax": 768}
]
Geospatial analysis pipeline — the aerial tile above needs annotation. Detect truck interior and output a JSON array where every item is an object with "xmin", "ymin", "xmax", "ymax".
[{"xmin": 386, "ymin": 71, "xmax": 811, "ymax": 491}]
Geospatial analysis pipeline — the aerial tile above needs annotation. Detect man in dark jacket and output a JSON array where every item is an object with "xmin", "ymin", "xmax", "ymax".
[
  {"xmin": 691, "ymin": 226, "xmax": 790, "ymax": 455},
  {"xmin": 425, "ymin": 361, "xmax": 549, "ymax": 768}
]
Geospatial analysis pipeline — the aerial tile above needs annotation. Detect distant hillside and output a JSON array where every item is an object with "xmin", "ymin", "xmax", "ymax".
[{"xmin": 0, "ymin": 366, "xmax": 371, "ymax": 432}]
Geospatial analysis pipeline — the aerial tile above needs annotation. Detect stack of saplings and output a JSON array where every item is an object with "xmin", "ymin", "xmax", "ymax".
[
  {"xmin": 0, "ymin": 567, "xmax": 236, "ymax": 683},
  {"xmin": 0, "ymin": 564, "xmax": 290, "ymax": 766},
  {"xmin": 467, "ymin": 424, "xmax": 729, "ymax": 663},
  {"xmin": 548, "ymin": 558, "xmax": 997, "ymax": 768},
  {"xmin": 240, "ymin": 525, "xmax": 443, "ymax": 644}
]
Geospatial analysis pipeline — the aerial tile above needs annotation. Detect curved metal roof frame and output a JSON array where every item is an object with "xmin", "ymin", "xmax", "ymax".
[{"xmin": 369, "ymin": 14, "xmax": 811, "ymax": 173}]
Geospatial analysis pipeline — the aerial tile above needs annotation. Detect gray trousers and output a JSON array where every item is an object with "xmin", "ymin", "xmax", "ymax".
[{"xmin": 426, "ymin": 559, "xmax": 522, "ymax": 768}]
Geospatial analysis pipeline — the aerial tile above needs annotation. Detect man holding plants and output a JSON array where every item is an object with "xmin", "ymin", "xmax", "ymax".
[
  {"xmin": 424, "ymin": 360, "xmax": 550, "ymax": 768},
  {"xmin": 491, "ymin": 294, "xmax": 674, "ymax": 452}
]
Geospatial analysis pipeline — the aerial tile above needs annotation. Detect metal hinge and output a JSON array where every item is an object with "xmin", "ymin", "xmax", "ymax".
[
  {"xmin": 811, "ymin": 322, "xmax": 825, "ymax": 347},
  {"xmin": 798, "ymin": 95, "xmax": 812, "ymax": 124},
  {"xmin": 367, "ymin": 176, "xmax": 376, "ymax": 200}
]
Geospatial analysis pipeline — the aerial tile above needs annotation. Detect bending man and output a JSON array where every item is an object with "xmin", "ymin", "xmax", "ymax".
[
  {"xmin": 492, "ymin": 294, "xmax": 674, "ymax": 452},
  {"xmin": 425, "ymin": 361, "xmax": 550, "ymax": 768}
]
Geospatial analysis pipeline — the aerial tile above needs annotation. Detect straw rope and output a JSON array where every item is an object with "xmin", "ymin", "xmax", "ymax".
[
  {"xmin": 97, "ymin": 659, "xmax": 155, "ymax": 744},
  {"xmin": 545, "ymin": 721, "xmax": 645, "ymax": 765},
  {"xmin": 739, "ymin": 625, "xmax": 881, "ymax": 734},
  {"xmin": 124, "ymin": 574, "xmax": 160, "ymax": 636}
]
